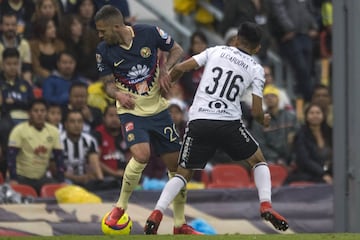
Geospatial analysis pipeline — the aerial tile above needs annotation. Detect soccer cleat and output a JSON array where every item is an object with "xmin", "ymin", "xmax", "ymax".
[
  {"xmin": 260, "ymin": 201, "xmax": 289, "ymax": 231},
  {"xmin": 105, "ymin": 207, "xmax": 125, "ymax": 227},
  {"xmin": 173, "ymin": 224, "xmax": 203, "ymax": 235},
  {"xmin": 144, "ymin": 210, "xmax": 163, "ymax": 234}
]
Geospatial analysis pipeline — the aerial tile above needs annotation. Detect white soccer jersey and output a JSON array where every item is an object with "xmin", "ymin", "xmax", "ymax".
[{"xmin": 189, "ymin": 46, "xmax": 265, "ymax": 121}]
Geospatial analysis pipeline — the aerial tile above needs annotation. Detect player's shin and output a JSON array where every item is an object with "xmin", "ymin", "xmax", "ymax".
[
  {"xmin": 116, "ymin": 157, "xmax": 147, "ymax": 209},
  {"xmin": 167, "ymin": 172, "xmax": 187, "ymax": 227},
  {"xmin": 155, "ymin": 174, "xmax": 187, "ymax": 218},
  {"xmin": 253, "ymin": 162, "xmax": 271, "ymax": 203}
]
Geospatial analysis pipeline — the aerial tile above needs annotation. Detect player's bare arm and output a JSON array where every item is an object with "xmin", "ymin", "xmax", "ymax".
[
  {"xmin": 100, "ymin": 74, "xmax": 136, "ymax": 109},
  {"xmin": 252, "ymin": 94, "xmax": 271, "ymax": 127},
  {"xmin": 170, "ymin": 58, "xmax": 199, "ymax": 83},
  {"xmin": 159, "ymin": 42, "xmax": 184, "ymax": 93}
]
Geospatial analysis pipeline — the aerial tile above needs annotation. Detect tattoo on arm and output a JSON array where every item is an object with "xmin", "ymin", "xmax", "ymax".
[
  {"xmin": 165, "ymin": 43, "xmax": 183, "ymax": 71},
  {"xmin": 101, "ymin": 75, "xmax": 117, "ymax": 98}
]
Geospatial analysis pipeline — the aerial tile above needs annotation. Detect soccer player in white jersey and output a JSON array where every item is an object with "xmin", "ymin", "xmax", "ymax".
[{"xmin": 144, "ymin": 22, "xmax": 289, "ymax": 234}]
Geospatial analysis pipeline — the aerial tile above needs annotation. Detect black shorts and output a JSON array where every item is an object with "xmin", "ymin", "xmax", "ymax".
[{"xmin": 179, "ymin": 119, "xmax": 258, "ymax": 169}]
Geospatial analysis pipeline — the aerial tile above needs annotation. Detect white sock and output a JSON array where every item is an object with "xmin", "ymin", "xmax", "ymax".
[
  {"xmin": 253, "ymin": 163, "xmax": 272, "ymax": 203},
  {"xmin": 155, "ymin": 175, "xmax": 187, "ymax": 213}
]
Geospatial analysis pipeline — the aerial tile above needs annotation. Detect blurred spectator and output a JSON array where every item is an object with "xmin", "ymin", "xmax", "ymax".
[
  {"xmin": 168, "ymin": 98, "xmax": 187, "ymax": 142},
  {"xmin": 42, "ymin": 50, "xmax": 85, "ymax": 107},
  {"xmin": 61, "ymin": 110, "xmax": 104, "ymax": 187},
  {"xmin": 32, "ymin": 0, "xmax": 63, "ymax": 30},
  {"xmin": 56, "ymin": 0, "xmax": 78, "ymax": 14},
  {"xmin": 94, "ymin": 0, "xmax": 136, "ymax": 25},
  {"xmin": 93, "ymin": 105, "xmax": 130, "ymax": 181},
  {"xmin": 0, "ymin": 0, "xmax": 35, "ymax": 37},
  {"xmin": 319, "ymin": 0, "xmax": 332, "ymax": 59},
  {"xmin": 0, "ymin": 12, "xmax": 32, "ymax": 84},
  {"xmin": 0, "ymin": 48, "xmax": 34, "ymax": 152},
  {"xmin": 58, "ymin": 14, "xmax": 99, "ymax": 82},
  {"xmin": 46, "ymin": 103, "xmax": 63, "ymax": 131},
  {"xmin": 310, "ymin": 83, "xmax": 332, "ymax": 127},
  {"xmin": 87, "ymin": 80, "xmax": 114, "ymax": 113},
  {"xmin": 224, "ymin": 27, "xmax": 238, "ymax": 46},
  {"xmin": 251, "ymin": 84, "xmax": 299, "ymax": 166},
  {"xmin": 263, "ymin": 64, "xmax": 293, "ymax": 111},
  {"xmin": 219, "ymin": 0, "xmax": 255, "ymax": 35},
  {"xmin": 177, "ymin": 31, "xmax": 208, "ymax": 105},
  {"xmin": 267, "ymin": 0, "xmax": 318, "ymax": 102},
  {"xmin": 63, "ymin": 82, "xmax": 102, "ymax": 133},
  {"xmin": 219, "ymin": 0, "xmax": 270, "ymax": 62},
  {"xmin": 29, "ymin": 17, "xmax": 65, "ymax": 84},
  {"xmin": 75, "ymin": 0, "xmax": 97, "ymax": 30},
  {"xmin": 173, "ymin": 0, "xmax": 218, "ymax": 30},
  {"xmin": 7, "ymin": 98, "xmax": 65, "ymax": 194},
  {"xmin": 286, "ymin": 103, "xmax": 332, "ymax": 184}
]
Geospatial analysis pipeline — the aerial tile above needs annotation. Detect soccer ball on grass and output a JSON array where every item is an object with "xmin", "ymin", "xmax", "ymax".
[{"xmin": 101, "ymin": 211, "xmax": 132, "ymax": 235}]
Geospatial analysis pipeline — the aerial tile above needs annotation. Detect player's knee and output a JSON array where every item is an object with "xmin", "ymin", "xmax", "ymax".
[{"xmin": 246, "ymin": 148, "xmax": 266, "ymax": 167}]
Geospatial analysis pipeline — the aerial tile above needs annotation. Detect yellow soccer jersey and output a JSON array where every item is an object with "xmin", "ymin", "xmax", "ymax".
[
  {"xmin": 96, "ymin": 24, "xmax": 172, "ymax": 116},
  {"xmin": 114, "ymin": 67, "xmax": 169, "ymax": 116},
  {"xmin": 8, "ymin": 122, "xmax": 62, "ymax": 179}
]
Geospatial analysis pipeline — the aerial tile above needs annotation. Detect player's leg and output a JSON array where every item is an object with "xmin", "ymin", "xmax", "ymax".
[
  {"xmin": 246, "ymin": 149, "xmax": 289, "ymax": 231},
  {"xmin": 223, "ymin": 120, "xmax": 288, "ymax": 231},
  {"xmin": 105, "ymin": 114, "xmax": 151, "ymax": 227},
  {"xmin": 145, "ymin": 119, "xmax": 214, "ymax": 234}
]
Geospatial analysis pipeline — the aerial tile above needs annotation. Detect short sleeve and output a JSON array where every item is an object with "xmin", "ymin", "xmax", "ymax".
[
  {"xmin": 96, "ymin": 44, "xmax": 113, "ymax": 77},
  {"xmin": 192, "ymin": 47, "xmax": 215, "ymax": 67},
  {"xmin": 153, "ymin": 26, "xmax": 174, "ymax": 52},
  {"xmin": 251, "ymin": 65, "xmax": 265, "ymax": 98},
  {"xmin": 8, "ymin": 125, "xmax": 22, "ymax": 148}
]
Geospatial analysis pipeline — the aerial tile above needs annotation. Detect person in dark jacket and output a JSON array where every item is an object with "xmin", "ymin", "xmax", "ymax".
[
  {"xmin": 267, "ymin": 0, "xmax": 318, "ymax": 101},
  {"xmin": 286, "ymin": 103, "xmax": 332, "ymax": 184}
]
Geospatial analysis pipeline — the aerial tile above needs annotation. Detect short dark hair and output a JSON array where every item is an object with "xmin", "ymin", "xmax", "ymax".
[
  {"xmin": 1, "ymin": 11, "xmax": 17, "ymax": 23},
  {"xmin": 237, "ymin": 22, "xmax": 262, "ymax": 49},
  {"xmin": 69, "ymin": 81, "xmax": 88, "ymax": 93},
  {"xmin": 56, "ymin": 50, "xmax": 76, "ymax": 63},
  {"xmin": 64, "ymin": 109, "xmax": 83, "ymax": 122},
  {"xmin": 29, "ymin": 98, "xmax": 48, "ymax": 110},
  {"xmin": 94, "ymin": 4, "xmax": 123, "ymax": 23},
  {"xmin": 2, "ymin": 47, "xmax": 20, "ymax": 60}
]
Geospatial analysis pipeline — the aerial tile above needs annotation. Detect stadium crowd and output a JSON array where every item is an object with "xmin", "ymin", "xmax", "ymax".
[{"xmin": 0, "ymin": 0, "xmax": 333, "ymax": 197}]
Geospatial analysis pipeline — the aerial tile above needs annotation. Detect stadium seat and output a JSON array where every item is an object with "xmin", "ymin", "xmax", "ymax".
[
  {"xmin": 40, "ymin": 183, "xmax": 68, "ymax": 198},
  {"xmin": 201, "ymin": 170, "xmax": 211, "ymax": 187},
  {"xmin": 10, "ymin": 184, "xmax": 38, "ymax": 197},
  {"xmin": 207, "ymin": 164, "xmax": 252, "ymax": 189},
  {"xmin": 268, "ymin": 164, "xmax": 289, "ymax": 188}
]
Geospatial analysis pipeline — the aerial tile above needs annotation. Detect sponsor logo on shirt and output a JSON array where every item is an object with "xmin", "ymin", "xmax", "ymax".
[{"xmin": 125, "ymin": 122, "xmax": 134, "ymax": 132}]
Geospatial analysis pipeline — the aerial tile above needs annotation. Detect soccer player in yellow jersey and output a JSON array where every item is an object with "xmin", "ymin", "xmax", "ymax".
[
  {"xmin": 7, "ymin": 99, "xmax": 65, "ymax": 194},
  {"xmin": 95, "ymin": 5, "xmax": 201, "ymax": 234}
]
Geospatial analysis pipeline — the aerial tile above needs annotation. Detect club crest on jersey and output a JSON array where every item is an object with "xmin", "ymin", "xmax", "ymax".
[
  {"xmin": 19, "ymin": 84, "xmax": 27, "ymax": 92},
  {"xmin": 127, "ymin": 133, "xmax": 135, "ymax": 142},
  {"xmin": 156, "ymin": 27, "xmax": 168, "ymax": 39},
  {"xmin": 140, "ymin": 47, "xmax": 151, "ymax": 58}
]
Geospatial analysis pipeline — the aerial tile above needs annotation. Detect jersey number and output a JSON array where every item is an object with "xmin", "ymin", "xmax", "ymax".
[
  {"xmin": 164, "ymin": 124, "xmax": 178, "ymax": 142},
  {"xmin": 205, "ymin": 67, "xmax": 243, "ymax": 102}
]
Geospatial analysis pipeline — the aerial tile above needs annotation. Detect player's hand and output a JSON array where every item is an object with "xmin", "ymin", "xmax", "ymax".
[
  {"xmin": 115, "ymin": 91, "xmax": 136, "ymax": 110},
  {"xmin": 263, "ymin": 113, "xmax": 271, "ymax": 128},
  {"xmin": 159, "ymin": 70, "xmax": 172, "ymax": 93}
]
